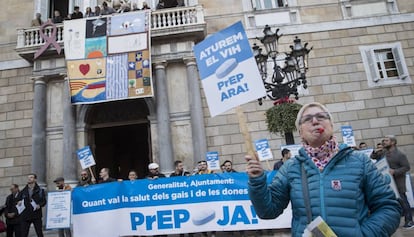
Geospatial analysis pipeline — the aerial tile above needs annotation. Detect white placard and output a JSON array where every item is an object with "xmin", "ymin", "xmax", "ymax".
[
  {"xmin": 254, "ymin": 139, "xmax": 273, "ymax": 161},
  {"xmin": 206, "ymin": 151, "xmax": 221, "ymax": 170},
  {"xmin": 193, "ymin": 21, "xmax": 266, "ymax": 117},
  {"xmin": 77, "ymin": 146, "xmax": 96, "ymax": 169},
  {"xmin": 46, "ymin": 191, "xmax": 72, "ymax": 229},
  {"xmin": 374, "ymin": 158, "xmax": 400, "ymax": 199},
  {"xmin": 341, "ymin": 125, "xmax": 356, "ymax": 147}
]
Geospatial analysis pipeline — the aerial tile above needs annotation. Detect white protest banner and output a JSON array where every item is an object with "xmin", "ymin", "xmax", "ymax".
[
  {"xmin": 206, "ymin": 151, "xmax": 221, "ymax": 170},
  {"xmin": 406, "ymin": 173, "xmax": 414, "ymax": 208},
  {"xmin": 72, "ymin": 173, "xmax": 291, "ymax": 236},
  {"xmin": 358, "ymin": 148, "xmax": 374, "ymax": 160},
  {"xmin": 280, "ymin": 144, "xmax": 303, "ymax": 157},
  {"xmin": 46, "ymin": 191, "xmax": 72, "ymax": 229},
  {"xmin": 193, "ymin": 21, "xmax": 266, "ymax": 117},
  {"xmin": 341, "ymin": 125, "xmax": 356, "ymax": 147},
  {"xmin": 254, "ymin": 139, "xmax": 273, "ymax": 161},
  {"xmin": 375, "ymin": 158, "xmax": 400, "ymax": 199},
  {"xmin": 76, "ymin": 146, "xmax": 96, "ymax": 169}
]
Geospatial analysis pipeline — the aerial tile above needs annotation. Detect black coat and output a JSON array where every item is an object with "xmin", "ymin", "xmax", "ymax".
[
  {"xmin": 20, "ymin": 184, "xmax": 46, "ymax": 221},
  {"xmin": 4, "ymin": 192, "xmax": 21, "ymax": 225}
]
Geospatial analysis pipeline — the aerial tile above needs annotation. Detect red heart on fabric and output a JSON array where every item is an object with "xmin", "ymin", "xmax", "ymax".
[{"xmin": 79, "ymin": 64, "xmax": 90, "ymax": 75}]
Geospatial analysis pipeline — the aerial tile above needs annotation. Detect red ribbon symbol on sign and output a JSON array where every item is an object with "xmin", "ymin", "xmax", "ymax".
[{"xmin": 34, "ymin": 20, "xmax": 62, "ymax": 59}]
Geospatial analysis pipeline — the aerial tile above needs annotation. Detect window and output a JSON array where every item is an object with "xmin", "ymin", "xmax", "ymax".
[
  {"xmin": 253, "ymin": 0, "xmax": 286, "ymax": 10},
  {"xmin": 341, "ymin": 0, "xmax": 398, "ymax": 19},
  {"xmin": 360, "ymin": 42, "xmax": 411, "ymax": 87}
]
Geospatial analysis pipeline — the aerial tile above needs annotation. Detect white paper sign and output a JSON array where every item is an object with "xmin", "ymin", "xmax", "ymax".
[
  {"xmin": 254, "ymin": 139, "xmax": 273, "ymax": 161},
  {"xmin": 206, "ymin": 151, "xmax": 221, "ymax": 170},
  {"xmin": 46, "ymin": 191, "xmax": 72, "ymax": 229},
  {"xmin": 374, "ymin": 158, "xmax": 400, "ymax": 199},
  {"xmin": 280, "ymin": 144, "xmax": 303, "ymax": 157},
  {"xmin": 77, "ymin": 146, "xmax": 96, "ymax": 169},
  {"xmin": 341, "ymin": 125, "xmax": 356, "ymax": 147},
  {"xmin": 193, "ymin": 21, "xmax": 266, "ymax": 117}
]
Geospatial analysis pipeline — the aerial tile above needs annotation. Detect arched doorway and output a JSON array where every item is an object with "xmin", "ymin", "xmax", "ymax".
[{"xmin": 86, "ymin": 99, "xmax": 152, "ymax": 180}]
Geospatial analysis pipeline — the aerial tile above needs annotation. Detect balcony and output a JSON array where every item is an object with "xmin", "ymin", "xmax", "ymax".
[{"xmin": 16, "ymin": 5, "xmax": 206, "ymax": 62}]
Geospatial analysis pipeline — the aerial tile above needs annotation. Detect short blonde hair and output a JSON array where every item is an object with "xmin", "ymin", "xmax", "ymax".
[{"xmin": 295, "ymin": 102, "xmax": 333, "ymax": 130}]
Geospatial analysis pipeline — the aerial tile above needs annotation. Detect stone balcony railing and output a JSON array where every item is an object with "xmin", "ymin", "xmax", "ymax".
[{"xmin": 16, "ymin": 5, "xmax": 206, "ymax": 61}]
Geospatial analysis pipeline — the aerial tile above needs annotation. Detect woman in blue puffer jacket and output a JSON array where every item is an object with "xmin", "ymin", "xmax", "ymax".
[{"xmin": 247, "ymin": 102, "xmax": 401, "ymax": 237}]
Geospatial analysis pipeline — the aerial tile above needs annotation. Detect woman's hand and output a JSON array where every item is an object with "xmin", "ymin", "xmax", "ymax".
[{"xmin": 245, "ymin": 155, "xmax": 264, "ymax": 178}]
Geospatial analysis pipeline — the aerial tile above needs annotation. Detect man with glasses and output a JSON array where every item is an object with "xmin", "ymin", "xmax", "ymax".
[{"xmin": 78, "ymin": 170, "xmax": 95, "ymax": 187}]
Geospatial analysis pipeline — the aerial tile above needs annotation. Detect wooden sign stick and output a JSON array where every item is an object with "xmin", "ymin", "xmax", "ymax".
[
  {"xmin": 236, "ymin": 106, "xmax": 257, "ymax": 160},
  {"xmin": 88, "ymin": 167, "xmax": 97, "ymax": 183}
]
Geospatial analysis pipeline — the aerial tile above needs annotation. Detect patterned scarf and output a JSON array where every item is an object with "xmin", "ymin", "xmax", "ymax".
[{"xmin": 303, "ymin": 136, "xmax": 339, "ymax": 172}]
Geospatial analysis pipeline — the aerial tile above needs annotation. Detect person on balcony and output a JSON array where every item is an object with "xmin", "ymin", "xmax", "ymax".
[
  {"xmin": 85, "ymin": 7, "xmax": 95, "ymax": 18},
  {"xmin": 70, "ymin": 6, "xmax": 83, "ymax": 19},
  {"xmin": 94, "ymin": 6, "xmax": 102, "ymax": 16},
  {"xmin": 141, "ymin": 2, "xmax": 151, "ymax": 10},
  {"xmin": 31, "ymin": 13, "xmax": 43, "ymax": 27},
  {"xmin": 101, "ymin": 1, "xmax": 116, "ymax": 15},
  {"xmin": 52, "ymin": 10, "xmax": 64, "ymax": 24}
]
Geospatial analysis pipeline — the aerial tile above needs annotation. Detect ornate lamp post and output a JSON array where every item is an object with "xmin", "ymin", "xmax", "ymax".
[
  {"xmin": 252, "ymin": 25, "xmax": 312, "ymax": 144},
  {"xmin": 252, "ymin": 25, "xmax": 312, "ymax": 105}
]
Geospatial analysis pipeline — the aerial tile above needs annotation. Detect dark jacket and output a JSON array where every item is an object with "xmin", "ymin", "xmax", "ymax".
[
  {"xmin": 273, "ymin": 160, "xmax": 284, "ymax": 170},
  {"xmin": 386, "ymin": 147, "xmax": 410, "ymax": 193},
  {"xmin": 20, "ymin": 183, "xmax": 46, "ymax": 221},
  {"xmin": 4, "ymin": 192, "xmax": 22, "ymax": 224},
  {"xmin": 249, "ymin": 144, "xmax": 401, "ymax": 237}
]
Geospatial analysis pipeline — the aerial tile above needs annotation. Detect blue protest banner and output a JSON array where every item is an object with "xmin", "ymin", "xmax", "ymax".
[
  {"xmin": 72, "ymin": 173, "xmax": 291, "ymax": 236},
  {"xmin": 193, "ymin": 21, "xmax": 266, "ymax": 117}
]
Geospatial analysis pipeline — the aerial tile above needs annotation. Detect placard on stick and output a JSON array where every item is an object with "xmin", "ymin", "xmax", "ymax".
[
  {"xmin": 77, "ymin": 146, "xmax": 96, "ymax": 169},
  {"xmin": 193, "ymin": 21, "xmax": 266, "ymax": 158}
]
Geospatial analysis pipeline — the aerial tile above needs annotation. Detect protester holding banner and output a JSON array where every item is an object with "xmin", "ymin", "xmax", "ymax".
[
  {"xmin": 146, "ymin": 163, "xmax": 166, "ymax": 179},
  {"xmin": 170, "ymin": 160, "xmax": 190, "ymax": 177},
  {"xmin": 128, "ymin": 170, "xmax": 139, "ymax": 181},
  {"xmin": 196, "ymin": 160, "xmax": 214, "ymax": 175},
  {"xmin": 222, "ymin": 160, "xmax": 237, "ymax": 173},
  {"xmin": 54, "ymin": 177, "xmax": 72, "ymax": 237},
  {"xmin": 98, "ymin": 168, "xmax": 117, "ymax": 183},
  {"xmin": 20, "ymin": 173, "xmax": 47, "ymax": 237},
  {"xmin": 246, "ymin": 102, "xmax": 401, "ymax": 237},
  {"xmin": 383, "ymin": 135, "xmax": 414, "ymax": 229},
  {"xmin": 78, "ymin": 170, "xmax": 95, "ymax": 186}
]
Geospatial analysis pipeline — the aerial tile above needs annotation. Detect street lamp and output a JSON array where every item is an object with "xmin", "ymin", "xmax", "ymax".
[{"xmin": 252, "ymin": 25, "xmax": 312, "ymax": 105}]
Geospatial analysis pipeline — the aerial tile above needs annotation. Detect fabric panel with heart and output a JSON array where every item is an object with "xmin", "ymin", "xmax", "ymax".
[{"xmin": 67, "ymin": 58, "xmax": 106, "ymax": 79}]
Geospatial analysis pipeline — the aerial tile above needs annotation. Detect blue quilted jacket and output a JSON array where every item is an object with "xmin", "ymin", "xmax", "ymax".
[{"xmin": 249, "ymin": 144, "xmax": 401, "ymax": 237}]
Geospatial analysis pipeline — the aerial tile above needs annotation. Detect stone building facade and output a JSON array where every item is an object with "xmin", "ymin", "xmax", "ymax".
[{"xmin": 0, "ymin": 0, "xmax": 413, "ymax": 212}]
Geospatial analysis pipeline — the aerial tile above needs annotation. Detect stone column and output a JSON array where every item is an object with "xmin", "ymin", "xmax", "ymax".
[
  {"xmin": 184, "ymin": 57, "xmax": 207, "ymax": 163},
  {"xmin": 154, "ymin": 61, "xmax": 174, "ymax": 173},
  {"xmin": 62, "ymin": 76, "xmax": 78, "ymax": 184},
  {"xmin": 31, "ymin": 76, "xmax": 47, "ymax": 186}
]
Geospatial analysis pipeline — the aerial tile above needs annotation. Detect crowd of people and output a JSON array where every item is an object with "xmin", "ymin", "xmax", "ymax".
[
  {"xmin": 31, "ymin": 0, "xmax": 186, "ymax": 27},
  {"xmin": 247, "ymin": 102, "xmax": 413, "ymax": 237},
  {"xmin": 1, "ymin": 102, "xmax": 412, "ymax": 237}
]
